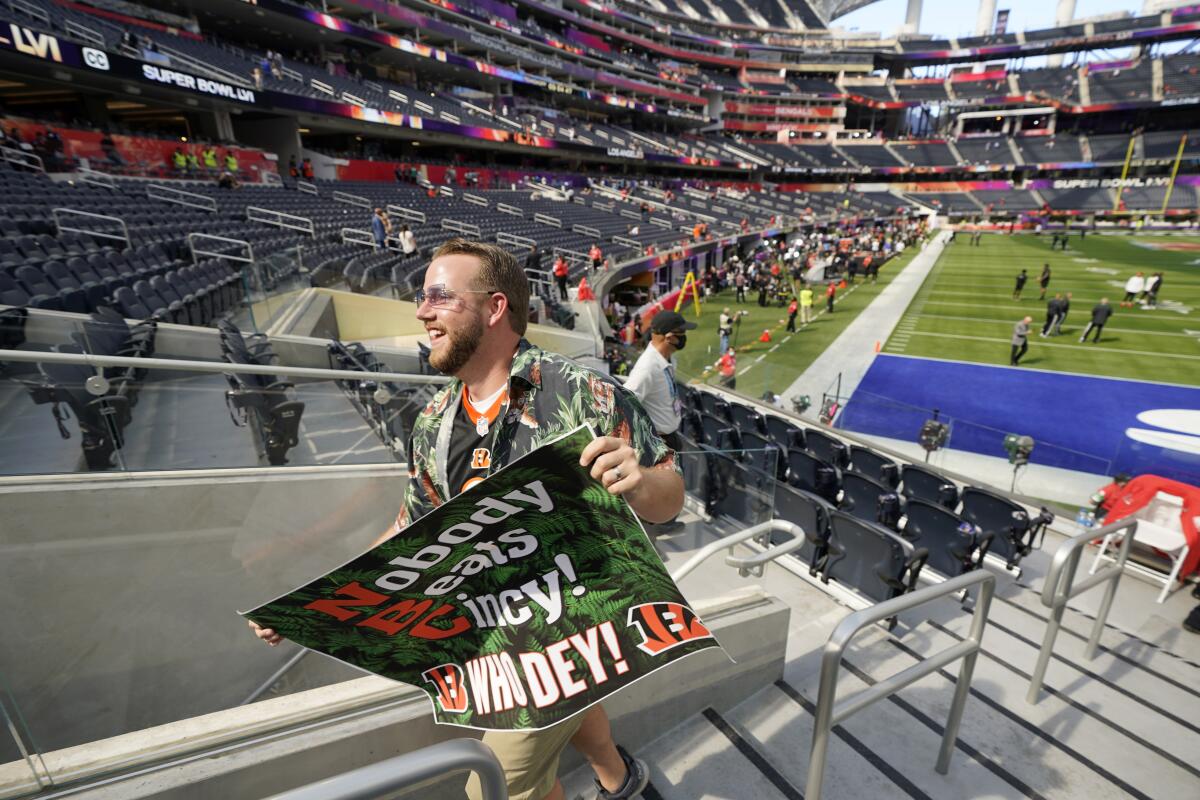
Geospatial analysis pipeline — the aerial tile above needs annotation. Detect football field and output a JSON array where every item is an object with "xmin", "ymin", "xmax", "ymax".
[{"xmin": 883, "ymin": 233, "xmax": 1200, "ymax": 386}]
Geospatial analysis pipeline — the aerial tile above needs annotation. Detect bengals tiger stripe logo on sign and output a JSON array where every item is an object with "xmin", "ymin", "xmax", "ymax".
[
  {"xmin": 626, "ymin": 602, "xmax": 713, "ymax": 656},
  {"xmin": 422, "ymin": 663, "xmax": 468, "ymax": 713}
]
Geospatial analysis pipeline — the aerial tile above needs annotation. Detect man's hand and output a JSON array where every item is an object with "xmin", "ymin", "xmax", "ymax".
[
  {"xmin": 581, "ymin": 435, "xmax": 684, "ymax": 524},
  {"xmin": 581, "ymin": 436, "xmax": 643, "ymax": 500},
  {"xmin": 249, "ymin": 619, "xmax": 284, "ymax": 647}
]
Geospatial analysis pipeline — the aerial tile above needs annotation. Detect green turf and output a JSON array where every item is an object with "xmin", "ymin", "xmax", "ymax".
[
  {"xmin": 672, "ymin": 246, "xmax": 921, "ymax": 398},
  {"xmin": 884, "ymin": 233, "xmax": 1200, "ymax": 385}
]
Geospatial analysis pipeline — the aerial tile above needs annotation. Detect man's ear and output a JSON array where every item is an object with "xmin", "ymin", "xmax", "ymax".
[{"xmin": 486, "ymin": 292, "xmax": 509, "ymax": 330}]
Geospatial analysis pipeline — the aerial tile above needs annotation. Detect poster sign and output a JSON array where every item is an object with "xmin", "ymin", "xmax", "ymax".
[{"xmin": 242, "ymin": 426, "xmax": 721, "ymax": 731}]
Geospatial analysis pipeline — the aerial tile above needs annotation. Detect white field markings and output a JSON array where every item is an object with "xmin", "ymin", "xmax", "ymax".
[
  {"xmin": 901, "ymin": 330, "xmax": 1200, "ymax": 361},
  {"xmin": 911, "ymin": 311, "xmax": 1200, "ymax": 338},
  {"xmin": 920, "ymin": 299, "xmax": 1198, "ymax": 326},
  {"xmin": 732, "ymin": 279, "xmax": 870, "ymax": 377}
]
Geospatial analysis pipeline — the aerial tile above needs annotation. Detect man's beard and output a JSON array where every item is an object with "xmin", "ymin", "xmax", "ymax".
[{"xmin": 428, "ymin": 310, "xmax": 485, "ymax": 375}]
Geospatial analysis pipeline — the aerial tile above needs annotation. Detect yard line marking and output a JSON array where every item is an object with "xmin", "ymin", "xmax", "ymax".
[
  {"xmin": 905, "ymin": 312, "xmax": 1200, "ymax": 338},
  {"xmin": 902, "ymin": 331, "xmax": 1200, "ymax": 360}
]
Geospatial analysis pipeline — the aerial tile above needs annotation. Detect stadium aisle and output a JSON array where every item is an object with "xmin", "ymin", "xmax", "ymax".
[{"xmin": 782, "ymin": 230, "xmax": 950, "ymax": 410}]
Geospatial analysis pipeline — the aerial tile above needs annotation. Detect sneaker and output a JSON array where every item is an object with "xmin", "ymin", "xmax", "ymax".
[
  {"xmin": 1191, "ymin": 582, "xmax": 1200, "ymax": 600},
  {"xmin": 595, "ymin": 746, "xmax": 649, "ymax": 800},
  {"xmin": 1185, "ymin": 604, "xmax": 1200, "ymax": 635}
]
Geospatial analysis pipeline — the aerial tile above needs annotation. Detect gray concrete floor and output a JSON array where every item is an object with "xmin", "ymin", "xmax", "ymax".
[{"xmin": 563, "ymin": 514, "xmax": 1200, "ymax": 800}]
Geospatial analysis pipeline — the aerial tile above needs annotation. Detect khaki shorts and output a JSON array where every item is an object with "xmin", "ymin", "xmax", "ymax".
[{"xmin": 465, "ymin": 714, "xmax": 586, "ymax": 800}]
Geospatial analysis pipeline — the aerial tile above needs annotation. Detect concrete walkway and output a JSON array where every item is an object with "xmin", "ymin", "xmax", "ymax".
[{"xmin": 782, "ymin": 230, "xmax": 949, "ymax": 411}]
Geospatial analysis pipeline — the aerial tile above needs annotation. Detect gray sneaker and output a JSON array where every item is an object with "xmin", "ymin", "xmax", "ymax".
[{"xmin": 595, "ymin": 745, "xmax": 649, "ymax": 800}]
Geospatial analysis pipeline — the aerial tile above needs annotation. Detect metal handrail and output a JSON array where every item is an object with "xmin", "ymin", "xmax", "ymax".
[
  {"xmin": 1026, "ymin": 517, "xmax": 1138, "ymax": 704},
  {"xmin": 262, "ymin": 739, "xmax": 506, "ymax": 800},
  {"xmin": 497, "ymin": 232, "xmax": 536, "ymax": 249},
  {"xmin": 387, "ymin": 204, "xmax": 425, "ymax": 224},
  {"xmin": 340, "ymin": 227, "xmax": 377, "ymax": 248},
  {"xmin": 573, "ymin": 224, "xmax": 601, "ymax": 238},
  {"xmin": 441, "ymin": 218, "xmax": 481, "ymax": 237},
  {"xmin": 53, "ymin": 207, "xmax": 128, "ymax": 248},
  {"xmin": 533, "ymin": 213, "xmax": 562, "ymax": 228},
  {"xmin": 496, "ymin": 203, "xmax": 524, "ymax": 217},
  {"xmin": 0, "ymin": 348, "xmax": 450, "ymax": 387},
  {"xmin": 333, "ymin": 191, "xmax": 371, "ymax": 209},
  {"xmin": 806, "ymin": 570, "xmax": 996, "ymax": 800},
  {"xmin": 670, "ymin": 520, "xmax": 805, "ymax": 582},
  {"xmin": 1, "ymin": 145, "xmax": 44, "ymax": 172},
  {"xmin": 611, "ymin": 235, "xmax": 640, "ymax": 248},
  {"xmin": 247, "ymin": 207, "xmax": 315, "ymax": 236},
  {"xmin": 462, "ymin": 192, "xmax": 488, "ymax": 207},
  {"xmin": 296, "ymin": 180, "xmax": 318, "ymax": 195},
  {"xmin": 148, "ymin": 183, "xmax": 217, "ymax": 212},
  {"xmin": 78, "ymin": 167, "xmax": 116, "ymax": 190},
  {"xmin": 188, "ymin": 232, "xmax": 253, "ymax": 265}
]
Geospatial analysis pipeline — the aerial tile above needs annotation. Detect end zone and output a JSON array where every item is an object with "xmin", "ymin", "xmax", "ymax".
[{"xmin": 840, "ymin": 354, "xmax": 1200, "ymax": 483}]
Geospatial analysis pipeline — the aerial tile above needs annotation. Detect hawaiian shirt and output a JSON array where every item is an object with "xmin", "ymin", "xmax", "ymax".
[{"xmin": 392, "ymin": 339, "xmax": 679, "ymax": 533}]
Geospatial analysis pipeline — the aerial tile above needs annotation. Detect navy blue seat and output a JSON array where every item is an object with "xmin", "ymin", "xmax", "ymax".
[
  {"xmin": 849, "ymin": 445, "xmax": 900, "ymax": 488},
  {"xmin": 806, "ymin": 428, "xmax": 849, "ymax": 468},
  {"xmin": 901, "ymin": 464, "xmax": 960, "ymax": 509},
  {"xmin": 902, "ymin": 498, "xmax": 989, "ymax": 578},
  {"xmin": 826, "ymin": 511, "xmax": 928, "ymax": 609},
  {"xmin": 786, "ymin": 447, "xmax": 839, "ymax": 502}
]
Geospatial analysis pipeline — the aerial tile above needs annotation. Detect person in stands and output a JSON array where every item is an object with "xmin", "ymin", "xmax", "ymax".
[
  {"xmin": 589, "ymin": 243, "xmax": 603, "ymax": 271},
  {"xmin": 252, "ymin": 239, "xmax": 676, "ymax": 800},
  {"xmin": 552, "ymin": 254, "xmax": 569, "ymax": 301},
  {"xmin": 371, "ymin": 208, "xmax": 388, "ymax": 248},
  {"xmin": 396, "ymin": 224, "xmax": 417, "ymax": 257}
]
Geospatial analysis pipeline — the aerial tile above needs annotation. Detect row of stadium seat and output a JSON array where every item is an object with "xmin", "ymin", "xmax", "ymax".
[{"xmin": 678, "ymin": 385, "xmax": 1053, "ymax": 615}]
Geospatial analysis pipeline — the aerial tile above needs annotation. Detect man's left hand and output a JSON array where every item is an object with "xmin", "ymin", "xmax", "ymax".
[{"xmin": 581, "ymin": 436, "xmax": 643, "ymax": 499}]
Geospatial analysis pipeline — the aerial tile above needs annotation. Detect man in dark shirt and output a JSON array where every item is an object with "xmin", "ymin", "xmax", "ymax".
[
  {"xmin": 1041, "ymin": 293, "xmax": 1063, "ymax": 337},
  {"xmin": 1038, "ymin": 263, "xmax": 1051, "ymax": 300},
  {"xmin": 1013, "ymin": 269, "xmax": 1027, "ymax": 300},
  {"xmin": 1053, "ymin": 292, "xmax": 1071, "ymax": 335},
  {"xmin": 1080, "ymin": 298, "xmax": 1113, "ymax": 343}
]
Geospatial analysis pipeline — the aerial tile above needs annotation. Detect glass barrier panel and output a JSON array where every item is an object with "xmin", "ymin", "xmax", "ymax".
[
  {"xmin": 243, "ymin": 246, "xmax": 312, "ymax": 333},
  {"xmin": 0, "ymin": 464, "xmax": 407, "ymax": 786},
  {"xmin": 1, "ymin": 341, "xmax": 443, "ymax": 475},
  {"xmin": 0, "ymin": 673, "xmax": 46, "ymax": 794}
]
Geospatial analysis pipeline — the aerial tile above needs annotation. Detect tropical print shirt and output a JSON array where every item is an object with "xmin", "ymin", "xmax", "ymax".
[{"xmin": 392, "ymin": 339, "xmax": 679, "ymax": 533}]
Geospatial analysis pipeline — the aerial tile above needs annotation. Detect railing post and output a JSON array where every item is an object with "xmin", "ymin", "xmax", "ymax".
[
  {"xmin": 937, "ymin": 573, "xmax": 993, "ymax": 773},
  {"xmin": 1026, "ymin": 518, "xmax": 1137, "ymax": 704}
]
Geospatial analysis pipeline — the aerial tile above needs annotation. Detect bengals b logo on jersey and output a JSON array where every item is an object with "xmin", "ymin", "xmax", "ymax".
[
  {"xmin": 471, "ymin": 448, "xmax": 491, "ymax": 469},
  {"xmin": 627, "ymin": 602, "xmax": 713, "ymax": 656},
  {"xmin": 422, "ymin": 663, "xmax": 468, "ymax": 713}
]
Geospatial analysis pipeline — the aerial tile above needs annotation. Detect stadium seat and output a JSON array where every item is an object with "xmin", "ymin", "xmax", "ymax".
[
  {"xmin": 765, "ymin": 415, "xmax": 806, "ymax": 451},
  {"xmin": 960, "ymin": 487, "xmax": 1044, "ymax": 570},
  {"xmin": 14, "ymin": 344, "xmax": 133, "ymax": 470},
  {"xmin": 849, "ymin": 445, "xmax": 900, "ymax": 488},
  {"xmin": 737, "ymin": 429, "xmax": 785, "ymax": 480},
  {"xmin": 901, "ymin": 498, "xmax": 991, "ymax": 578},
  {"xmin": 805, "ymin": 428, "xmax": 850, "ymax": 469},
  {"xmin": 901, "ymin": 464, "xmax": 960, "ymax": 508},
  {"xmin": 825, "ymin": 511, "xmax": 928, "ymax": 608},
  {"xmin": 838, "ymin": 471, "xmax": 896, "ymax": 528},
  {"xmin": 772, "ymin": 483, "xmax": 833, "ymax": 574},
  {"xmin": 220, "ymin": 323, "xmax": 305, "ymax": 466},
  {"xmin": 786, "ymin": 447, "xmax": 839, "ymax": 502},
  {"xmin": 728, "ymin": 402, "xmax": 766, "ymax": 434},
  {"xmin": 16, "ymin": 265, "xmax": 87, "ymax": 313},
  {"xmin": 699, "ymin": 411, "xmax": 736, "ymax": 449}
]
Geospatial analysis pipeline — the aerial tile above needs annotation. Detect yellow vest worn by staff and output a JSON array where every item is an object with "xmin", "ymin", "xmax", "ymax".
[{"xmin": 800, "ymin": 288, "xmax": 813, "ymax": 307}]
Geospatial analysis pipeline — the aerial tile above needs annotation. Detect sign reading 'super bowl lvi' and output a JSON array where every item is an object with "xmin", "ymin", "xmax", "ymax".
[{"xmin": 243, "ymin": 426, "xmax": 720, "ymax": 730}]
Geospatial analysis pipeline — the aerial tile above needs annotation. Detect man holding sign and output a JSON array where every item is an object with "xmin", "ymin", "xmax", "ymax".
[{"xmin": 250, "ymin": 239, "xmax": 689, "ymax": 800}]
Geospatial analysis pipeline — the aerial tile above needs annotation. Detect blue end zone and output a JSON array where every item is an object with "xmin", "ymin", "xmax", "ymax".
[{"xmin": 840, "ymin": 355, "xmax": 1200, "ymax": 483}]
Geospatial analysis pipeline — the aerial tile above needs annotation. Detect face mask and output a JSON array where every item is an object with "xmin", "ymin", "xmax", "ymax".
[{"xmin": 671, "ymin": 334, "xmax": 687, "ymax": 351}]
